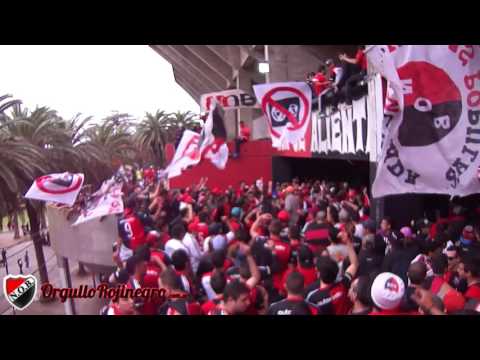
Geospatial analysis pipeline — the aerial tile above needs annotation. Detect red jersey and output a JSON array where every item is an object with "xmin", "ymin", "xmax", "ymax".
[
  {"xmin": 201, "ymin": 296, "xmax": 223, "ymax": 315},
  {"xmin": 240, "ymin": 125, "xmax": 251, "ymax": 141},
  {"xmin": 465, "ymin": 283, "xmax": 480, "ymax": 301},
  {"xmin": 270, "ymin": 237, "xmax": 292, "ymax": 292},
  {"xmin": 298, "ymin": 265, "xmax": 318, "ymax": 287},
  {"xmin": 355, "ymin": 49, "xmax": 367, "ymax": 71},
  {"xmin": 143, "ymin": 168, "xmax": 155, "ymax": 183},
  {"xmin": 305, "ymin": 273, "xmax": 353, "ymax": 315},
  {"xmin": 312, "ymin": 72, "xmax": 329, "ymax": 96},
  {"xmin": 126, "ymin": 277, "xmax": 158, "ymax": 315},
  {"xmin": 159, "ymin": 298, "xmax": 203, "ymax": 315},
  {"xmin": 118, "ymin": 209, "xmax": 146, "ymax": 251},
  {"xmin": 429, "ymin": 218, "xmax": 449, "ymax": 239}
]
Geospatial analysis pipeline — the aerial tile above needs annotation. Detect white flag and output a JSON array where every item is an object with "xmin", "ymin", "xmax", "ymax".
[
  {"xmin": 372, "ymin": 45, "xmax": 480, "ymax": 198},
  {"xmin": 165, "ymin": 130, "xmax": 202, "ymax": 179},
  {"xmin": 72, "ymin": 181, "xmax": 124, "ymax": 226},
  {"xmin": 253, "ymin": 82, "xmax": 312, "ymax": 149},
  {"xmin": 199, "ymin": 101, "xmax": 229, "ymax": 169},
  {"xmin": 25, "ymin": 172, "xmax": 84, "ymax": 206}
]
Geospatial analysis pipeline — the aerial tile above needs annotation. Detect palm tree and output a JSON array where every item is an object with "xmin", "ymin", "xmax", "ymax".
[
  {"xmin": 135, "ymin": 110, "xmax": 170, "ymax": 166},
  {"xmin": 135, "ymin": 110, "xmax": 201, "ymax": 166},
  {"xmin": 168, "ymin": 110, "xmax": 201, "ymax": 134},
  {"xmin": 80, "ymin": 113, "xmax": 138, "ymax": 184},
  {"xmin": 1, "ymin": 104, "xmax": 78, "ymax": 285}
]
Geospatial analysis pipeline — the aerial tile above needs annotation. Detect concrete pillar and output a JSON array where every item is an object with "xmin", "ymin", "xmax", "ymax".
[
  {"xmin": 236, "ymin": 68, "xmax": 254, "ymax": 136},
  {"xmin": 57, "ymin": 256, "xmax": 76, "ymax": 315}
]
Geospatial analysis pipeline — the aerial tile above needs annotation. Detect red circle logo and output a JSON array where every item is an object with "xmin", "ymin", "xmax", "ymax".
[
  {"xmin": 397, "ymin": 61, "xmax": 462, "ymax": 147},
  {"xmin": 35, "ymin": 173, "xmax": 83, "ymax": 195},
  {"xmin": 261, "ymin": 87, "xmax": 310, "ymax": 138}
]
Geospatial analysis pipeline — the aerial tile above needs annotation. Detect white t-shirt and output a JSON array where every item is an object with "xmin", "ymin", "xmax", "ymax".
[
  {"xmin": 165, "ymin": 238, "xmax": 189, "ymax": 258},
  {"xmin": 183, "ymin": 232, "xmax": 203, "ymax": 273}
]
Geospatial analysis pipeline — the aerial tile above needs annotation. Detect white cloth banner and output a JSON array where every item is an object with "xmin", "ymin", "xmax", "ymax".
[
  {"xmin": 370, "ymin": 45, "xmax": 480, "ymax": 198},
  {"xmin": 199, "ymin": 102, "xmax": 229, "ymax": 170},
  {"xmin": 165, "ymin": 130, "xmax": 202, "ymax": 179},
  {"xmin": 253, "ymin": 82, "xmax": 312, "ymax": 149},
  {"xmin": 166, "ymin": 101, "xmax": 229, "ymax": 178},
  {"xmin": 25, "ymin": 172, "xmax": 84, "ymax": 206},
  {"xmin": 310, "ymin": 97, "xmax": 368, "ymax": 155},
  {"xmin": 200, "ymin": 89, "xmax": 258, "ymax": 112},
  {"xmin": 72, "ymin": 181, "xmax": 124, "ymax": 226}
]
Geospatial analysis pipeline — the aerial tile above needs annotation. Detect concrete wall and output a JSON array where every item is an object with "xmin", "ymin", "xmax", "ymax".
[{"xmin": 46, "ymin": 205, "xmax": 116, "ymax": 272}]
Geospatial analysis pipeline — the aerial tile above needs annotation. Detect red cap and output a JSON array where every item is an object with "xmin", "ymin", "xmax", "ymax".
[
  {"xmin": 188, "ymin": 222, "xmax": 198, "ymax": 233},
  {"xmin": 277, "ymin": 210, "xmax": 290, "ymax": 222},
  {"xmin": 443, "ymin": 290, "xmax": 466, "ymax": 314},
  {"xmin": 146, "ymin": 231, "xmax": 161, "ymax": 246},
  {"xmin": 197, "ymin": 223, "xmax": 209, "ymax": 237},
  {"xmin": 348, "ymin": 189, "xmax": 358, "ymax": 199}
]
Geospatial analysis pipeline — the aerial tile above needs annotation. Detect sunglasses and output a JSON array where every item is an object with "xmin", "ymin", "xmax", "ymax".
[{"xmin": 447, "ymin": 257, "xmax": 457, "ymax": 261}]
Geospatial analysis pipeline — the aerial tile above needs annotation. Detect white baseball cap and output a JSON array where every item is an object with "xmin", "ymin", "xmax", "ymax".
[{"xmin": 371, "ymin": 272, "xmax": 405, "ymax": 310}]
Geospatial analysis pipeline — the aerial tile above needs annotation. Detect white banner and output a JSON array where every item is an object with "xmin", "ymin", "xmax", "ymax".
[
  {"xmin": 72, "ymin": 181, "xmax": 124, "ymax": 226},
  {"xmin": 311, "ymin": 97, "xmax": 369, "ymax": 155},
  {"xmin": 253, "ymin": 82, "xmax": 312, "ymax": 149},
  {"xmin": 25, "ymin": 172, "xmax": 84, "ymax": 206},
  {"xmin": 371, "ymin": 45, "xmax": 480, "ymax": 198},
  {"xmin": 199, "ymin": 101, "xmax": 229, "ymax": 169},
  {"xmin": 165, "ymin": 130, "xmax": 202, "ymax": 179},
  {"xmin": 200, "ymin": 89, "xmax": 258, "ymax": 112}
]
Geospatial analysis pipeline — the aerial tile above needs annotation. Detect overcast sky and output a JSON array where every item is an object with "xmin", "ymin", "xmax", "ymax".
[{"xmin": 0, "ymin": 45, "xmax": 200, "ymax": 121}]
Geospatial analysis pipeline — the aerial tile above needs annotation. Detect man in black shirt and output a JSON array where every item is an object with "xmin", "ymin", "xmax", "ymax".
[
  {"xmin": 268, "ymin": 271, "xmax": 319, "ymax": 315},
  {"xmin": 357, "ymin": 234, "xmax": 384, "ymax": 277},
  {"xmin": 305, "ymin": 232, "xmax": 359, "ymax": 315},
  {"xmin": 382, "ymin": 231, "xmax": 421, "ymax": 286}
]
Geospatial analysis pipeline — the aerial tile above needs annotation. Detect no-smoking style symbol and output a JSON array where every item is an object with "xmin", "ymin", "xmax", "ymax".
[
  {"xmin": 398, "ymin": 61, "xmax": 462, "ymax": 147},
  {"xmin": 36, "ymin": 173, "xmax": 83, "ymax": 194},
  {"xmin": 261, "ymin": 87, "xmax": 310, "ymax": 138}
]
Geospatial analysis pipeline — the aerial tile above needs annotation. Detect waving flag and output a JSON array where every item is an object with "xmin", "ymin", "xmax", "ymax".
[
  {"xmin": 199, "ymin": 101, "xmax": 229, "ymax": 169},
  {"xmin": 25, "ymin": 172, "xmax": 84, "ymax": 206},
  {"xmin": 72, "ymin": 178, "xmax": 124, "ymax": 226},
  {"xmin": 165, "ymin": 101, "xmax": 229, "ymax": 179},
  {"xmin": 166, "ymin": 130, "xmax": 202, "ymax": 179},
  {"xmin": 369, "ymin": 45, "xmax": 480, "ymax": 198}
]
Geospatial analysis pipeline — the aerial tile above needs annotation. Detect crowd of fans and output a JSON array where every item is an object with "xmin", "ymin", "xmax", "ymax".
[
  {"xmin": 102, "ymin": 167, "xmax": 480, "ymax": 315},
  {"xmin": 307, "ymin": 45, "xmax": 369, "ymax": 113}
]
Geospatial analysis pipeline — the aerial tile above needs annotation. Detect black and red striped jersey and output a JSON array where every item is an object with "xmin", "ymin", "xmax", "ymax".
[
  {"xmin": 158, "ymin": 297, "xmax": 203, "ymax": 315},
  {"xmin": 305, "ymin": 272, "xmax": 353, "ymax": 315},
  {"xmin": 268, "ymin": 295, "xmax": 319, "ymax": 315}
]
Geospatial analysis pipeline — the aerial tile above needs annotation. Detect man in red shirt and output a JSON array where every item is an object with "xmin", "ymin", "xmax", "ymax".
[
  {"xmin": 233, "ymin": 120, "xmax": 251, "ymax": 159},
  {"xmin": 266, "ymin": 220, "xmax": 292, "ymax": 294},
  {"xmin": 305, "ymin": 233, "xmax": 359, "ymax": 314},
  {"xmin": 208, "ymin": 279, "xmax": 251, "ymax": 315},
  {"xmin": 201, "ymin": 271, "xmax": 226, "ymax": 314},
  {"xmin": 338, "ymin": 45, "xmax": 368, "ymax": 105},
  {"xmin": 143, "ymin": 166, "xmax": 156, "ymax": 185},
  {"xmin": 311, "ymin": 65, "xmax": 331, "ymax": 97},
  {"xmin": 158, "ymin": 268, "xmax": 203, "ymax": 315},
  {"xmin": 457, "ymin": 256, "xmax": 480, "ymax": 301},
  {"xmin": 268, "ymin": 271, "xmax": 319, "ymax": 315},
  {"xmin": 117, "ymin": 195, "xmax": 147, "ymax": 260}
]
